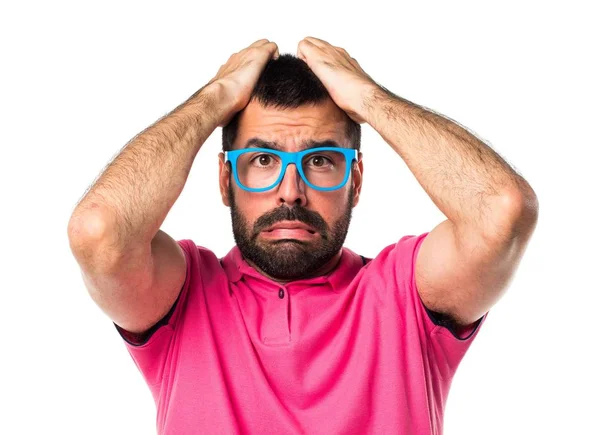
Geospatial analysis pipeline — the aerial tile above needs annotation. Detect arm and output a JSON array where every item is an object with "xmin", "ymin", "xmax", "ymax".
[
  {"xmin": 67, "ymin": 85, "xmax": 222, "ymax": 334},
  {"xmin": 362, "ymin": 86, "xmax": 538, "ymax": 327},
  {"xmin": 297, "ymin": 37, "xmax": 539, "ymax": 328},
  {"xmin": 67, "ymin": 39, "xmax": 280, "ymax": 334}
]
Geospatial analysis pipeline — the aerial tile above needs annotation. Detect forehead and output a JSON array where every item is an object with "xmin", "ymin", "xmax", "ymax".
[{"xmin": 234, "ymin": 98, "xmax": 350, "ymax": 151}]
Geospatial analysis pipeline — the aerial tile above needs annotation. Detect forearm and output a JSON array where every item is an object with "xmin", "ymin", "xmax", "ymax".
[
  {"xmin": 68, "ymin": 83, "xmax": 223, "ymax": 258},
  {"xmin": 363, "ymin": 86, "xmax": 538, "ymax": 238}
]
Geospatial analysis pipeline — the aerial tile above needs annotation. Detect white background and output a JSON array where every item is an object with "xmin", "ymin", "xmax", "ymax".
[{"xmin": 1, "ymin": 1, "xmax": 598, "ymax": 434}]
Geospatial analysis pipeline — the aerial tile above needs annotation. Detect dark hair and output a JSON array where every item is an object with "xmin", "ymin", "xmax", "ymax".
[{"xmin": 222, "ymin": 53, "xmax": 361, "ymax": 152}]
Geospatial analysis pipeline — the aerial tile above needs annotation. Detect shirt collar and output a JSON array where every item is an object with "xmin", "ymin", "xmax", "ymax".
[{"xmin": 221, "ymin": 244, "xmax": 367, "ymax": 291}]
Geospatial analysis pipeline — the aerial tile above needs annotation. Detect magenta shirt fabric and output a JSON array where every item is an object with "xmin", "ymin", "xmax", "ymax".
[{"xmin": 115, "ymin": 232, "xmax": 487, "ymax": 434}]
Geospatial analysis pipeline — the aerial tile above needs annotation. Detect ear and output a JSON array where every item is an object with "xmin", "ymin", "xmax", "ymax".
[
  {"xmin": 218, "ymin": 152, "xmax": 232, "ymax": 207},
  {"xmin": 351, "ymin": 152, "xmax": 363, "ymax": 207}
]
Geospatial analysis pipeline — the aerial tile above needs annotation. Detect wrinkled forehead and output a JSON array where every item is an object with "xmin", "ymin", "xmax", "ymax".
[{"xmin": 234, "ymin": 99, "xmax": 350, "ymax": 152}]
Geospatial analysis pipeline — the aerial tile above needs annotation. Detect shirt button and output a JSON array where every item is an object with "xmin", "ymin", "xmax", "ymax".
[{"xmin": 279, "ymin": 289, "xmax": 284, "ymax": 299}]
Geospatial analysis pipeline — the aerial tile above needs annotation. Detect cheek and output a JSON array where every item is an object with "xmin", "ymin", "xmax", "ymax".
[
  {"xmin": 309, "ymin": 193, "xmax": 349, "ymax": 220},
  {"xmin": 235, "ymin": 191, "xmax": 267, "ymax": 222}
]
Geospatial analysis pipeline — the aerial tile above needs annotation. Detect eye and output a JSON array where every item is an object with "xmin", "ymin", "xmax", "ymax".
[
  {"xmin": 308, "ymin": 155, "xmax": 333, "ymax": 167},
  {"xmin": 251, "ymin": 154, "xmax": 275, "ymax": 167}
]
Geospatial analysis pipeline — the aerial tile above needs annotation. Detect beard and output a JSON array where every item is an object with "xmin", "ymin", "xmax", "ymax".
[{"xmin": 228, "ymin": 182, "xmax": 354, "ymax": 281}]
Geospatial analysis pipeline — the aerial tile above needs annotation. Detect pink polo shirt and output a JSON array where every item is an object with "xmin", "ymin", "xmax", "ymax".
[{"xmin": 114, "ymin": 232, "xmax": 487, "ymax": 434}]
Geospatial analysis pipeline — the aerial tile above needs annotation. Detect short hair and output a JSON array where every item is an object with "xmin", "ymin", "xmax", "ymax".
[{"xmin": 222, "ymin": 53, "xmax": 361, "ymax": 152}]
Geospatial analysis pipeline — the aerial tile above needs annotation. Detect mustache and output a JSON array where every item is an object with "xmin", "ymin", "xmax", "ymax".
[{"xmin": 252, "ymin": 205, "xmax": 328, "ymax": 238}]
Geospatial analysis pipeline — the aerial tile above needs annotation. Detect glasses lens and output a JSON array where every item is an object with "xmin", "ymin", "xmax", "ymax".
[
  {"xmin": 235, "ymin": 149, "xmax": 349, "ymax": 190},
  {"xmin": 302, "ymin": 150, "xmax": 347, "ymax": 188},
  {"xmin": 236, "ymin": 151, "xmax": 282, "ymax": 189}
]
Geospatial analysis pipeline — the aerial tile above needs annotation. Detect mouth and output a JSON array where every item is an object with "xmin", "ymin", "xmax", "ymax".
[
  {"xmin": 261, "ymin": 221, "xmax": 318, "ymax": 240},
  {"xmin": 263, "ymin": 221, "xmax": 316, "ymax": 233}
]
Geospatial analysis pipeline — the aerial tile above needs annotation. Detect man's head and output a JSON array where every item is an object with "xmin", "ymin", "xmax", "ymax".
[{"xmin": 218, "ymin": 54, "xmax": 363, "ymax": 282}]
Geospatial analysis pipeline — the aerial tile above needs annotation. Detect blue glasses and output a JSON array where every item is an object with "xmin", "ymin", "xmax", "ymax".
[{"xmin": 224, "ymin": 147, "xmax": 358, "ymax": 192}]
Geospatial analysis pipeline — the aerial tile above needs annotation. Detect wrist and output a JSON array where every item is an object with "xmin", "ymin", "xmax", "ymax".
[
  {"xmin": 185, "ymin": 81, "xmax": 229, "ymax": 129},
  {"xmin": 362, "ymin": 84, "xmax": 400, "ymax": 129}
]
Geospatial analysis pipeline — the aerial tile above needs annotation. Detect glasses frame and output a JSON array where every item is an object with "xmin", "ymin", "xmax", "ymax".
[{"xmin": 224, "ymin": 146, "xmax": 359, "ymax": 192}]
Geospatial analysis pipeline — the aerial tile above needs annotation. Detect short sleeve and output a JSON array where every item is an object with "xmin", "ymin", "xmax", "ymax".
[
  {"xmin": 406, "ymin": 232, "xmax": 488, "ymax": 378},
  {"xmin": 367, "ymin": 232, "xmax": 488, "ymax": 375},
  {"xmin": 113, "ymin": 238, "xmax": 194, "ymax": 387},
  {"xmin": 408, "ymin": 232, "xmax": 488, "ymax": 341}
]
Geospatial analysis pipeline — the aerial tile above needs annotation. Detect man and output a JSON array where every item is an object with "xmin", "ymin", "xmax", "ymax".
[{"xmin": 67, "ymin": 37, "xmax": 538, "ymax": 434}]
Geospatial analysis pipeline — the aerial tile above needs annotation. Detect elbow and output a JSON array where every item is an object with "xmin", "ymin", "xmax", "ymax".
[
  {"xmin": 477, "ymin": 185, "xmax": 539, "ymax": 244},
  {"xmin": 496, "ymin": 186, "xmax": 539, "ymax": 240},
  {"xmin": 68, "ymin": 210, "xmax": 108, "ymax": 242},
  {"xmin": 510, "ymin": 182, "xmax": 539, "ymax": 225},
  {"xmin": 67, "ymin": 209, "xmax": 116, "ymax": 268},
  {"xmin": 68, "ymin": 210, "xmax": 111, "ymax": 249}
]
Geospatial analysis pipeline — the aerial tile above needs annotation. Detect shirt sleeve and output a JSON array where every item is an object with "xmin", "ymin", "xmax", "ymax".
[
  {"xmin": 407, "ymin": 232, "xmax": 487, "ymax": 341},
  {"xmin": 370, "ymin": 232, "xmax": 488, "ymax": 374},
  {"xmin": 113, "ymin": 238, "xmax": 195, "ymax": 387}
]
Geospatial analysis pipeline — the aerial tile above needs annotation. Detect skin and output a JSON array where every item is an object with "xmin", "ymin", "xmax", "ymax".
[
  {"xmin": 296, "ymin": 36, "xmax": 538, "ymax": 327},
  {"xmin": 218, "ymin": 98, "xmax": 363, "ymax": 283},
  {"xmin": 69, "ymin": 36, "xmax": 537, "ymax": 336}
]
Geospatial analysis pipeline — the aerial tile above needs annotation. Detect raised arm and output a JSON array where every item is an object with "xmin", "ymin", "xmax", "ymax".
[
  {"xmin": 297, "ymin": 36, "xmax": 539, "ymax": 329},
  {"xmin": 67, "ymin": 39, "xmax": 279, "ymax": 335}
]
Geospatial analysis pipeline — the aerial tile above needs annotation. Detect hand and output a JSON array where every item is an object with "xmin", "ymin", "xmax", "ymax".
[
  {"xmin": 206, "ymin": 39, "xmax": 279, "ymax": 127},
  {"xmin": 297, "ymin": 37, "xmax": 379, "ymax": 124}
]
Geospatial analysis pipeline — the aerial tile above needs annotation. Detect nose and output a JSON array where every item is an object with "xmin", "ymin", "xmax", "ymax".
[{"xmin": 277, "ymin": 163, "xmax": 307, "ymax": 207}]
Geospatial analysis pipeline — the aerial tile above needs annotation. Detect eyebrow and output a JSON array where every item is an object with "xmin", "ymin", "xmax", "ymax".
[{"xmin": 243, "ymin": 137, "xmax": 344, "ymax": 151}]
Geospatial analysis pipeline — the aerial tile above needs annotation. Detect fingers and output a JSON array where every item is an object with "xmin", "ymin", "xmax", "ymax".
[
  {"xmin": 303, "ymin": 36, "xmax": 329, "ymax": 48},
  {"xmin": 298, "ymin": 36, "xmax": 354, "ymax": 63},
  {"xmin": 248, "ymin": 38, "xmax": 279, "ymax": 59},
  {"xmin": 249, "ymin": 38, "xmax": 270, "ymax": 47},
  {"xmin": 297, "ymin": 38, "xmax": 320, "ymax": 62}
]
